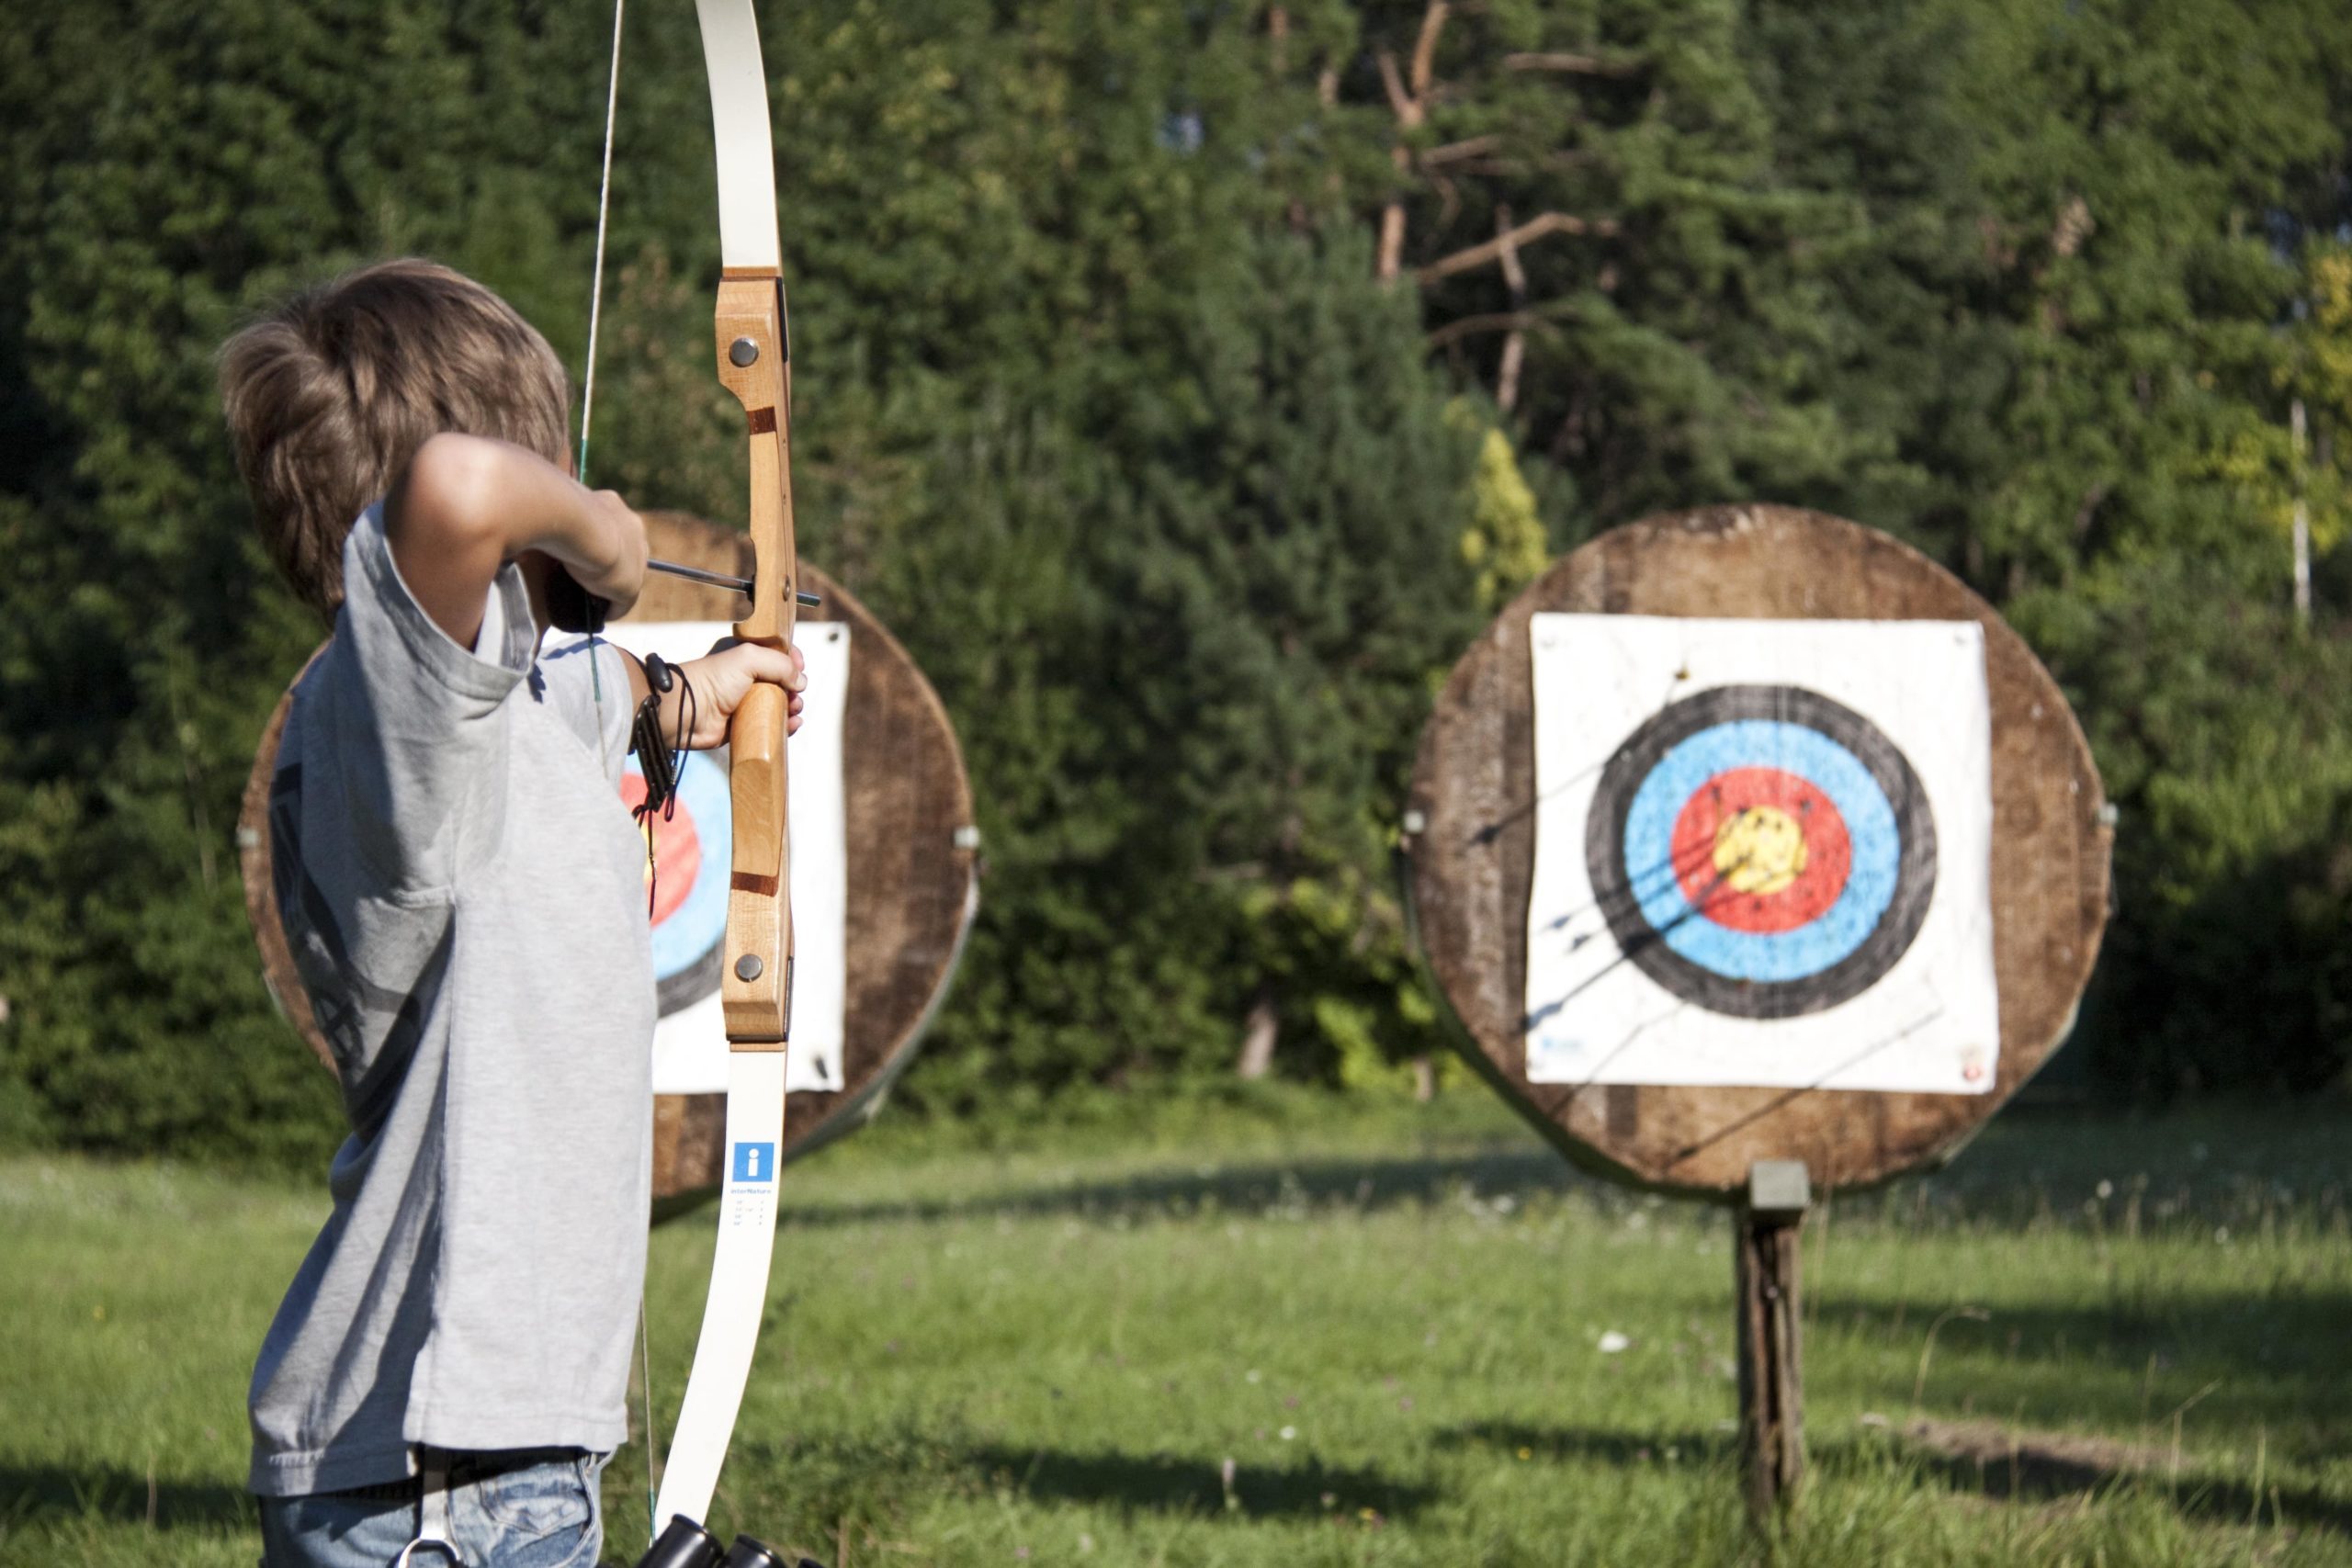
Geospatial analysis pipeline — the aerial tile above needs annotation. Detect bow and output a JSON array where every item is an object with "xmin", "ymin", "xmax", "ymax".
[{"xmin": 635, "ymin": 1, "xmax": 801, "ymax": 1558}]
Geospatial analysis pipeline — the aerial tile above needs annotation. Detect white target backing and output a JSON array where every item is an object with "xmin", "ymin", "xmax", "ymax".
[
  {"xmin": 1525, "ymin": 614, "xmax": 1997, "ymax": 1095},
  {"xmin": 599, "ymin": 620, "xmax": 851, "ymax": 1097}
]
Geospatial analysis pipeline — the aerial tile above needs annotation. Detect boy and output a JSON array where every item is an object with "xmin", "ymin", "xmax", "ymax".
[{"xmin": 220, "ymin": 257, "xmax": 803, "ymax": 1567}]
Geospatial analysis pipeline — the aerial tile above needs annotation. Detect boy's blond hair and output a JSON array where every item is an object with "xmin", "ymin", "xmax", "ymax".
[{"xmin": 220, "ymin": 259, "xmax": 571, "ymax": 622}]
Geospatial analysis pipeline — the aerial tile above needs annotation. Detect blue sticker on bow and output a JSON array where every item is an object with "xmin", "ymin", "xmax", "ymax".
[{"xmin": 732, "ymin": 1142, "xmax": 778, "ymax": 1184}]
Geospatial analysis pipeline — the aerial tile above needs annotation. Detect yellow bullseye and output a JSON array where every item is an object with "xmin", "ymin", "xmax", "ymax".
[{"xmin": 1713, "ymin": 805, "xmax": 1808, "ymax": 895}]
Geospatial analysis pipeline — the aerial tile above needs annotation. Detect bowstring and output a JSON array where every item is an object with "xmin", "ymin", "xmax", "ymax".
[
  {"xmin": 578, "ymin": 0, "xmax": 626, "ymax": 716},
  {"xmin": 579, "ymin": 0, "xmax": 665, "ymax": 1539},
  {"xmin": 578, "ymin": 0, "xmax": 624, "ymax": 497}
]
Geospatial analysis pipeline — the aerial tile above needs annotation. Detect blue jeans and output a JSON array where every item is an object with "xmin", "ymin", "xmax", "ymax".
[{"xmin": 258, "ymin": 1450, "xmax": 607, "ymax": 1568}]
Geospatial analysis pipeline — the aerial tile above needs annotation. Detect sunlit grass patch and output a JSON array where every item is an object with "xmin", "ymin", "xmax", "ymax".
[{"xmin": 2, "ymin": 1096, "xmax": 2346, "ymax": 1566}]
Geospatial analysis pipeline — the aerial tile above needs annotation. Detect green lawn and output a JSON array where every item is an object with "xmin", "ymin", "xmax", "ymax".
[{"xmin": 3, "ymin": 1090, "xmax": 2347, "ymax": 1565}]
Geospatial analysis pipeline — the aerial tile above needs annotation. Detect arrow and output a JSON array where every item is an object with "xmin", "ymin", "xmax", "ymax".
[{"xmin": 648, "ymin": 557, "xmax": 821, "ymax": 608}]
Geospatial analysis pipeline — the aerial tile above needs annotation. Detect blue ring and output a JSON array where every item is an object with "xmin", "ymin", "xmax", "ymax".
[{"xmin": 1620, "ymin": 720, "xmax": 1900, "ymax": 982}]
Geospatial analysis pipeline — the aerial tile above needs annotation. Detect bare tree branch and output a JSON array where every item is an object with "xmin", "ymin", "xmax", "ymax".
[
  {"xmin": 1503, "ymin": 51, "xmax": 1640, "ymax": 76},
  {"xmin": 1409, "ymin": 1, "xmax": 1451, "ymax": 99},
  {"xmin": 1414, "ymin": 211, "xmax": 1618, "ymax": 286},
  {"xmin": 1376, "ymin": 49, "xmax": 1416, "ymax": 123},
  {"xmin": 1419, "ymin": 134, "xmax": 1502, "ymax": 168},
  {"xmin": 1378, "ymin": 164, "xmax": 1411, "ymax": 281},
  {"xmin": 1431, "ymin": 172, "xmax": 1462, "ymax": 233},
  {"xmin": 1495, "ymin": 205, "xmax": 1529, "ymax": 412},
  {"xmin": 1376, "ymin": 2, "xmax": 1452, "ymax": 281},
  {"xmin": 1426, "ymin": 310, "xmax": 1548, "ymax": 350}
]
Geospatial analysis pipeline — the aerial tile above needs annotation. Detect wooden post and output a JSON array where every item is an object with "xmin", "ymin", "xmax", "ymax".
[{"xmin": 1734, "ymin": 1159, "xmax": 1809, "ymax": 1523}]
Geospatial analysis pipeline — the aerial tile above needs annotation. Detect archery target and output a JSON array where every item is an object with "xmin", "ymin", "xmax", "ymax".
[
  {"xmin": 1590, "ymin": 685, "xmax": 1936, "ymax": 1019},
  {"xmin": 1524, "ymin": 615, "xmax": 1997, "ymax": 1095},
  {"xmin": 623, "ymin": 750, "xmax": 730, "ymax": 1018},
  {"xmin": 592, "ymin": 620, "xmax": 852, "ymax": 1097}
]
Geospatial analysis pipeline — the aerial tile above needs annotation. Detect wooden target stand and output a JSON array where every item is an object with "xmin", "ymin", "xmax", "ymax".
[
  {"xmin": 236, "ymin": 512, "xmax": 978, "ymax": 1203},
  {"xmin": 1404, "ymin": 505, "xmax": 2110, "ymax": 1520}
]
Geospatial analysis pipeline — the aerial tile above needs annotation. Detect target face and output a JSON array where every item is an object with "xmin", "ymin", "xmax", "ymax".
[
  {"xmin": 1588, "ymin": 685, "xmax": 1937, "ymax": 1020},
  {"xmin": 623, "ymin": 750, "xmax": 731, "ymax": 1019},
  {"xmin": 620, "ymin": 619, "xmax": 854, "ymax": 1098},
  {"xmin": 1522, "ymin": 614, "xmax": 1998, "ymax": 1096}
]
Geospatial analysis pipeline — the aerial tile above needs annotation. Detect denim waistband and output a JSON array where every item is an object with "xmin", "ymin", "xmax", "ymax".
[{"xmin": 325, "ymin": 1446, "xmax": 586, "ymax": 1502}]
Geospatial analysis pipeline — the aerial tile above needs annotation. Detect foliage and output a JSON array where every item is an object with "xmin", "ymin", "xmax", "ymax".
[
  {"xmin": 3, "ymin": 0, "xmax": 2352, "ymax": 1164},
  {"xmin": 0, "ymin": 0, "xmax": 634, "ymax": 1169},
  {"xmin": 1452, "ymin": 404, "xmax": 1549, "ymax": 608},
  {"xmin": 1351, "ymin": 0, "xmax": 2352, "ymax": 1097},
  {"xmin": 2014, "ymin": 562, "xmax": 2352, "ymax": 1095},
  {"xmin": 2199, "ymin": 243, "xmax": 2352, "ymax": 558},
  {"xmin": 883, "ymin": 231, "xmax": 1484, "ymax": 1107}
]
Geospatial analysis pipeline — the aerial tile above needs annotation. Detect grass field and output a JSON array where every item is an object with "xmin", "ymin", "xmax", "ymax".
[{"xmin": 3, "ymin": 1089, "xmax": 2348, "ymax": 1566}]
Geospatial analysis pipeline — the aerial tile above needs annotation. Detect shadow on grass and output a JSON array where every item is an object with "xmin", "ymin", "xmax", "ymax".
[
  {"xmin": 1812, "ymin": 1289, "xmax": 2351, "ymax": 1455},
  {"xmin": 781, "ymin": 1149, "xmax": 1594, "ymax": 1229},
  {"xmin": 964, "ymin": 1444, "xmax": 1439, "ymax": 1521},
  {"xmin": 1886, "ymin": 1422, "xmax": 2352, "ymax": 1538},
  {"xmin": 1434, "ymin": 1418, "xmax": 2352, "ymax": 1539},
  {"xmin": 1818, "ymin": 1288, "xmax": 2352, "ymax": 1363},
  {"xmin": 782, "ymin": 1116, "xmax": 2352, "ymax": 1235},
  {"xmin": 0, "ymin": 1463, "xmax": 252, "ymax": 1530},
  {"xmin": 1436, "ymin": 1421, "xmax": 1731, "ymax": 1470}
]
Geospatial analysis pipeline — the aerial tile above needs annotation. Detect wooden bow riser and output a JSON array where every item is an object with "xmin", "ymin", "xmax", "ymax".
[{"xmin": 714, "ymin": 270, "xmax": 797, "ymax": 1048}]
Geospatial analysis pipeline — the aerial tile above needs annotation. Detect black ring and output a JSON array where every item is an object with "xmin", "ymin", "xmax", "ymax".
[{"xmin": 1583, "ymin": 684, "xmax": 1938, "ymax": 1020}]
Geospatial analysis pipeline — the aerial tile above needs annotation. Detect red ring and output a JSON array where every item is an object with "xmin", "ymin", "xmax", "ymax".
[
  {"xmin": 1669, "ymin": 767, "xmax": 1851, "ymax": 934},
  {"xmin": 620, "ymin": 773, "xmax": 705, "ymax": 928}
]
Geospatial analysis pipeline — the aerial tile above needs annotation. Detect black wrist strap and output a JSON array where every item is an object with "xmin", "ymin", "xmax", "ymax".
[
  {"xmin": 628, "ymin": 652, "xmax": 681, "ymax": 817},
  {"xmin": 619, "ymin": 651, "xmax": 698, "ymax": 918},
  {"xmin": 630, "ymin": 702, "xmax": 678, "ymax": 816}
]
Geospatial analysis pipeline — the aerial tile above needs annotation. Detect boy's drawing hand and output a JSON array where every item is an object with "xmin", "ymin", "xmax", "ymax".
[{"xmin": 670, "ymin": 640, "xmax": 808, "ymax": 749}]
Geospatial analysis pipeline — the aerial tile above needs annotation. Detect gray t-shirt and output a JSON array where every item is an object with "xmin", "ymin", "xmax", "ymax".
[{"xmin": 249, "ymin": 507, "xmax": 655, "ymax": 1496}]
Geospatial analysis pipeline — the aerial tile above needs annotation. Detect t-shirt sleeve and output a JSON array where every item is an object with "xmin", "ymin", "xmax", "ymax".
[{"xmin": 307, "ymin": 504, "xmax": 537, "ymax": 895}]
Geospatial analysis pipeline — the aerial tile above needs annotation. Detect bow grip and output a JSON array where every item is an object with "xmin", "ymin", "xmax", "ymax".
[{"xmin": 722, "ymin": 680, "xmax": 792, "ymax": 1044}]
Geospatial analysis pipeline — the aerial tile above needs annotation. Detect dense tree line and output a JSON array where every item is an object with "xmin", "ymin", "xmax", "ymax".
[{"xmin": 2, "ymin": 0, "xmax": 2347, "ymax": 1169}]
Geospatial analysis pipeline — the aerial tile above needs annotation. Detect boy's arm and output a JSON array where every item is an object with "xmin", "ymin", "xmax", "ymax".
[{"xmin": 384, "ymin": 434, "xmax": 648, "ymax": 649}]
